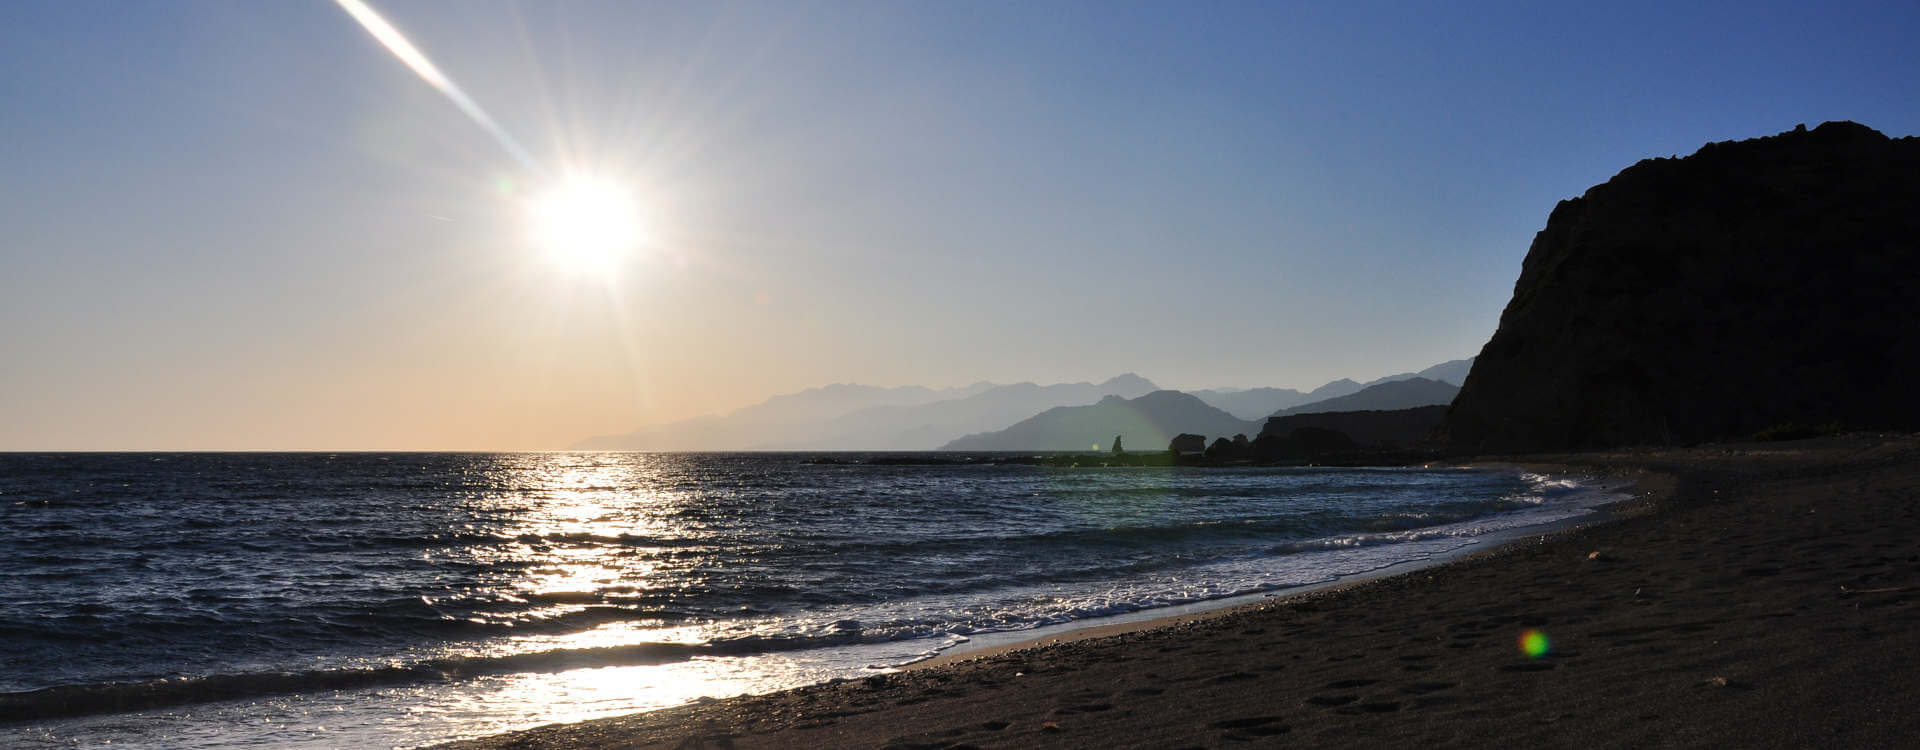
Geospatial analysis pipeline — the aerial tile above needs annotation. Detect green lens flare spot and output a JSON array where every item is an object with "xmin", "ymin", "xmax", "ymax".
[{"xmin": 1518, "ymin": 628, "xmax": 1551, "ymax": 658}]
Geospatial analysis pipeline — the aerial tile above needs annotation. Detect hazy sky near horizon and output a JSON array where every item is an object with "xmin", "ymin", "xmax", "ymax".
[{"xmin": 4, "ymin": 0, "xmax": 1917, "ymax": 450}]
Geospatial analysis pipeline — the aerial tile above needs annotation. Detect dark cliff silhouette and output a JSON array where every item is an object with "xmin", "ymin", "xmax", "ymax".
[{"xmin": 1447, "ymin": 122, "xmax": 1920, "ymax": 452}]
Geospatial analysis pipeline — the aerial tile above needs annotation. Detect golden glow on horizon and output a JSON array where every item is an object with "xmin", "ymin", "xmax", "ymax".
[{"xmin": 529, "ymin": 177, "xmax": 646, "ymax": 274}]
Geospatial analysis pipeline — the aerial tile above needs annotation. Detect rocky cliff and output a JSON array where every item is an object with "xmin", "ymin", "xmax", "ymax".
[{"xmin": 1446, "ymin": 122, "xmax": 1920, "ymax": 452}]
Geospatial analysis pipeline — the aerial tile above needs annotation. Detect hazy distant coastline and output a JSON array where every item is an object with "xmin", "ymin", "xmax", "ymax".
[{"xmin": 575, "ymin": 359, "xmax": 1472, "ymax": 452}]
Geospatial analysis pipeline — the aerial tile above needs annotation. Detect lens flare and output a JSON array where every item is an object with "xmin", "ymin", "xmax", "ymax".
[
  {"xmin": 1518, "ymin": 628, "xmax": 1551, "ymax": 658},
  {"xmin": 332, "ymin": 0, "xmax": 536, "ymax": 169}
]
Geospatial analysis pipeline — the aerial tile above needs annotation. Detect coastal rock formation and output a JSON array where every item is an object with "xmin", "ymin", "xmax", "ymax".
[
  {"xmin": 1168, "ymin": 433, "xmax": 1207, "ymax": 454},
  {"xmin": 1447, "ymin": 122, "xmax": 1920, "ymax": 452}
]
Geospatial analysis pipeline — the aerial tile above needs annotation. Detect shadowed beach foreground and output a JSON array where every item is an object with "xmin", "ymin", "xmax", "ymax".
[{"xmin": 439, "ymin": 434, "xmax": 1920, "ymax": 749}]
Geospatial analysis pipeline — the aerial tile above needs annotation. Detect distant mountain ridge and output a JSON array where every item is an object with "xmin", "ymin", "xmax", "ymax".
[
  {"xmin": 1184, "ymin": 387, "xmax": 1314, "ymax": 421},
  {"xmin": 1190, "ymin": 357, "xmax": 1472, "ymax": 419},
  {"xmin": 754, "ymin": 374, "xmax": 1159, "ymax": 450},
  {"xmin": 1363, "ymin": 358, "xmax": 1475, "ymax": 389},
  {"xmin": 577, "ymin": 358, "xmax": 1472, "ymax": 451},
  {"xmin": 1269, "ymin": 377, "xmax": 1461, "ymax": 418},
  {"xmin": 938, "ymin": 377, "xmax": 1462, "ymax": 452},
  {"xmin": 939, "ymin": 391, "xmax": 1261, "ymax": 451},
  {"xmin": 575, "ymin": 375, "xmax": 1157, "ymax": 451},
  {"xmin": 573, "ymin": 382, "xmax": 989, "ymax": 451}
]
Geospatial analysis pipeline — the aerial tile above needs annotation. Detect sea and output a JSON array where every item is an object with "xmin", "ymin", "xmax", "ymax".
[{"xmin": 0, "ymin": 452, "xmax": 1620, "ymax": 748}]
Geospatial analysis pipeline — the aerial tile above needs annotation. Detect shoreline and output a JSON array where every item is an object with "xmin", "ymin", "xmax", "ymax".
[
  {"xmin": 910, "ymin": 468, "xmax": 1644, "ymax": 670},
  {"xmin": 437, "ymin": 435, "xmax": 1920, "ymax": 748}
]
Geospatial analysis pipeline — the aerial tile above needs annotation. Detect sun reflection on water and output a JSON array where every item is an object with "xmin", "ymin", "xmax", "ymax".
[
  {"xmin": 416, "ymin": 452, "xmax": 896, "ymax": 739},
  {"xmin": 442, "ymin": 454, "xmax": 761, "ymax": 718}
]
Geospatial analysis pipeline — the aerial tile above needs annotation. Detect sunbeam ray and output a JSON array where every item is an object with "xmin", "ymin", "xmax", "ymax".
[{"xmin": 333, "ymin": 0, "xmax": 538, "ymax": 170}]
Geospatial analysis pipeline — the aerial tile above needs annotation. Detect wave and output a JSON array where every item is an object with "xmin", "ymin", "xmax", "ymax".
[
  {"xmin": 0, "ymin": 631, "xmax": 897, "ymax": 723},
  {"xmin": 2, "ymin": 476, "xmax": 1590, "ymax": 649}
]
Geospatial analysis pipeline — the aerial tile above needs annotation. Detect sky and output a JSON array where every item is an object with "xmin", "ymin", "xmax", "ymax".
[{"xmin": 3, "ymin": 0, "xmax": 1917, "ymax": 450}]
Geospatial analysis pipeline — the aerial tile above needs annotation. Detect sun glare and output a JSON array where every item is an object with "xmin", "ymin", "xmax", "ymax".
[{"xmin": 529, "ymin": 177, "xmax": 644, "ymax": 273}]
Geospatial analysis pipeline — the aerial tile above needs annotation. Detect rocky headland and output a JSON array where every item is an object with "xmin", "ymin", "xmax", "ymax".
[{"xmin": 1447, "ymin": 122, "xmax": 1920, "ymax": 452}]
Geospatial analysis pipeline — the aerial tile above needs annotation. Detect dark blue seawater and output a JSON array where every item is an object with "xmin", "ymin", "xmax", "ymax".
[{"xmin": 0, "ymin": 453, "xmax": 1614, "ymax": 748}]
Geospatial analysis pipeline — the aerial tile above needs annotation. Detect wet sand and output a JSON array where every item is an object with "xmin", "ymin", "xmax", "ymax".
[{"xmin": 437, "ymin": 435, "xmax": 1920, "ymax": 749}]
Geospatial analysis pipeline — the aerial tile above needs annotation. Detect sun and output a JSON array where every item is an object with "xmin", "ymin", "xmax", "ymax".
[{"xmin": 528, "ymin": 176, "xmax": 644, "ymax": 273}]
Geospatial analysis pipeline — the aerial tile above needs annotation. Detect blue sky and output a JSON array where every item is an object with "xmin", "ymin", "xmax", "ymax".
[{"xmin": 3, "ymin": 0, "xmax": 1916, "ymax": 449}]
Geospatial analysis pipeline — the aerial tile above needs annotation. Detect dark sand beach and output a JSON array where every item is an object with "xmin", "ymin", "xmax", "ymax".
[{"xmin": 438, "ymin": 434, "xmax": 1920, "ymax": 749}]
